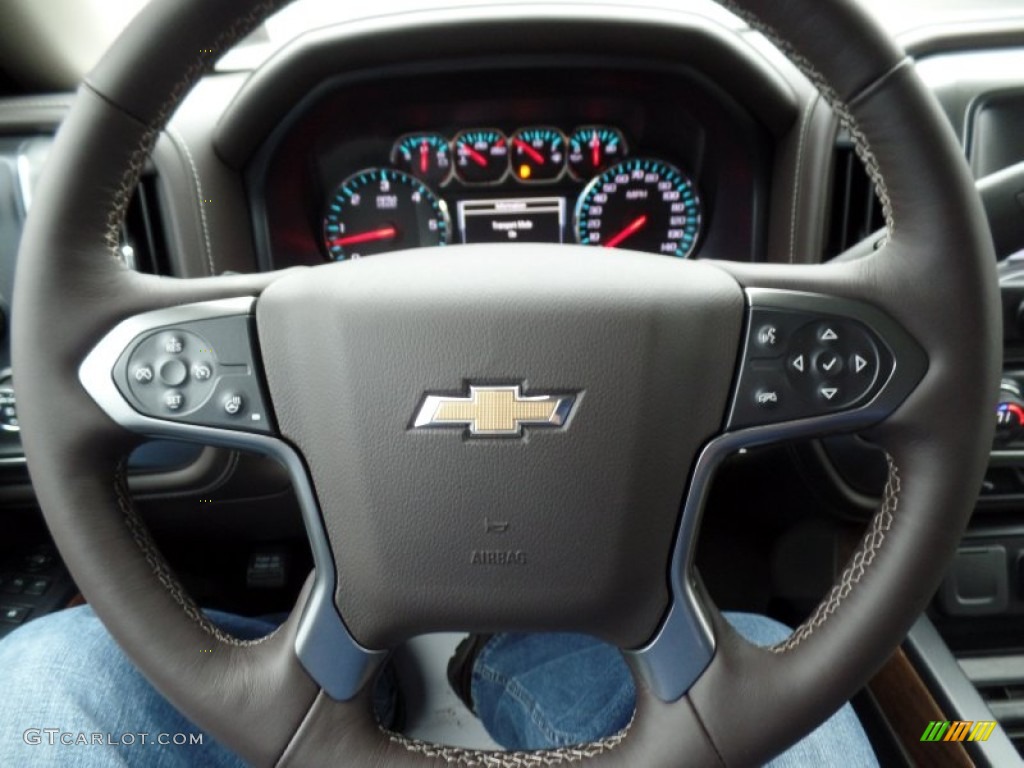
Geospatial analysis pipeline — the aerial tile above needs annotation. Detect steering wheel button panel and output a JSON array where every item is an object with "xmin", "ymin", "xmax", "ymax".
[
  {"xmin": 728, "ymin": 290, "xmax": 925, "ymax": 432},
  {"xmin": 106, "ymin": 308, "xmax": 274, "ymax": 435}
]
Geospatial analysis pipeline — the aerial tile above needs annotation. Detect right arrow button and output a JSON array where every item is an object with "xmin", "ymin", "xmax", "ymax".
[{"xmin": 852, "ymin": 353, "xmax": 871, "ymax": 375}]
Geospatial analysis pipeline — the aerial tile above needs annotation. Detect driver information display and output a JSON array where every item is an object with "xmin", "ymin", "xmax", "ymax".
[{"xmin": 457, "ymin": 197, "xmax": 565, "ymax": 244}]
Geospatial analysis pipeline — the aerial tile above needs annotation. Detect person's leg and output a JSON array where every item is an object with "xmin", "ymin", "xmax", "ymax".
[
  {"xmin": 470, "ymin": 632, "xmax": 636, "ymax": 749},
  {"xmin": 466, "ymin": 613, "xmax": 879, "ymax": 766},
  {"xmin": 0, "ymin": 606, "xmax": 269, "ymax": 768}
]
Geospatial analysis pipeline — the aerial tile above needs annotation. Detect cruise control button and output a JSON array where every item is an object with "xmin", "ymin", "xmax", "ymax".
[
  {"xmin": 159, "ymin": 360, "xmax": 188, "ymax": 387},
  {"xmin": 192, "ymin": 363, "xmax": 213, "ymax": 382},
  {"xmin": 164, "ymin": 391, "xmax": 185, "ymax": 412},
  {"xmin": 223, "ymin": 394, "xmax": 244, "ymax": 416},
  {"xmin": 133, "ymin": 365, "xmax": 154, "ymax": 384},
  {"xmin": 163, "ymin": 336, "xmax": 185, "ymax": 355}
]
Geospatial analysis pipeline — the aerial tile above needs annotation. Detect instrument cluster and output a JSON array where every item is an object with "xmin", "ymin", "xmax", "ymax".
[{"xmin": 321, "ymin": 125, "xmax": 703, "ymax": 261}]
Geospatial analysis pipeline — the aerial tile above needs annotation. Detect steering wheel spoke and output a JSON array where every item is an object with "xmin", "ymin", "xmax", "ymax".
[
  {"xmin": 630, "ymin": 262, "xmax": 929, "ymax": 707},
  {"xmin": 77, "ymin": 282, "xmax": 387, "ymax": 703}
]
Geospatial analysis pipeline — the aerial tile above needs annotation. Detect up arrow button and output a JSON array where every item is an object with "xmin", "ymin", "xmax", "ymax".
[{"xmin": 820, "ymin": 328, "xmax": 839, "ymax": 342}]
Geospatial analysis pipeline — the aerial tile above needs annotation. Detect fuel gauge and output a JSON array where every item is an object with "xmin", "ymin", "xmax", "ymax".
[
  {"xmin": 568, "ymin": 126, "xmax": 628, "ymax": 180},
  {"xmin": 391, "ymin": 133, "xmax": 452, "ymax": 186}
]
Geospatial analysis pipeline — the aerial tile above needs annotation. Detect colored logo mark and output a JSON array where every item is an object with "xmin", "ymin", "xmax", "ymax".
[{"xmin": 920, "ymin": 720, "xmax": 997, "ymax": 742}]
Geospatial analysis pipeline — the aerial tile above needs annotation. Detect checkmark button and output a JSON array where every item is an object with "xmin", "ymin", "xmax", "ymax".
[{"xmin": 815, "ymin": 353, "xmax": 844, "ymax": 378}]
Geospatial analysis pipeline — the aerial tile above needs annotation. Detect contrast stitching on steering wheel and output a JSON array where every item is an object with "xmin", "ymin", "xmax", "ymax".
[
  {"xmin": 718, "ymin": 1, "xmax": 896, "ymax": 247},
  {"xmin": 114, "ymin": 458, "xmax": 280, "ymax": 648},
  {"xmin": 104, "ymin": 126, "xmax": 158, "ymax": 258},
  {"xmin": 166, "ymin": 127, "xmax": 216, "ymax": 276},
  {"xmin": 788, "ymin": 94, "xmax": 819, "ymax": 263},
  {"xmin": 101, "ymin": 0, "xmax": 288, "ymax": 262},
  {"xmin": 769, "ymin": 456, "xmax": 900, "ymax": 654},
  {"xmin": 382, "ymin": 716, "xmax": 633, "ymax": 766}
]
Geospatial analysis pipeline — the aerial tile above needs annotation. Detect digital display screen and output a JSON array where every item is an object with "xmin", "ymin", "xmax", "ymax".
[{"xmin": 457, "ymin": 197, "xmax": 566, "ymax": 244}]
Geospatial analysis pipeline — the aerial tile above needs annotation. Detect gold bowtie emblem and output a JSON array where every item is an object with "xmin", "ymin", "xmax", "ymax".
[{"xmin": 413, "ymin": 385, "xmax": 576, "ymax": 437}]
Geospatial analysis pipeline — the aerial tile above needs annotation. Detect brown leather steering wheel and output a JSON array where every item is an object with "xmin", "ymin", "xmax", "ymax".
[{"xmin": 13, "ymin": 0, "xmax": 999, "ymax": 765}]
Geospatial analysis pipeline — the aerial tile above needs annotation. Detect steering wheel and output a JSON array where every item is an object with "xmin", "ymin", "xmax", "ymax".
[{"xmin": 13, "ymin": 0, "xmax": 999, "ymax": 765}]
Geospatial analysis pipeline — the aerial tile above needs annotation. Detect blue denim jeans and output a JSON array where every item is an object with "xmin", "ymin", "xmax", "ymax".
[
  {"xmin": 472, "ymin": 613, "xmax": 878, "ymax": 766},
  {"xmin": 0, "ymin": 607, "xmax": 877, "ymax": 766}
]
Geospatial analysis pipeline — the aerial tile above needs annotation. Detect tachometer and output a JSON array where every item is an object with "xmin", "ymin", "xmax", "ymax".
[
  {"xmin": 322, "ymin": 168, "xmax": 449, "ymax": 260},
  {"xmin": 574, "ymin": 159, "xmax": 702, "ymax": 258}
]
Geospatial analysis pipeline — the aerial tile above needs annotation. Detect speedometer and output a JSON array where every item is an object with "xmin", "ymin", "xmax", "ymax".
[{"xmin": 574, "ymin": 159, "xmax": 702, "ymax": 258}]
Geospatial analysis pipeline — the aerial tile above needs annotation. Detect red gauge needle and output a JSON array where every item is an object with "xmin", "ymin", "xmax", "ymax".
[
  {"xmin": 460, "ymin": 144, "xmax": 489, "ymax": 167},
  {"xmin": 591, "ymin": 131, "xmax": 600, "ymax": 167},
  {"xmin": 604, "ymin": 215, "xmax": 647, "ymax": 249},
  {"xmin": 330, "ymin": 226, "xmax": 397, "ymax": 247},
  {"xmin": 513, "ymin": 138, "xmax": 545, "ymax": 165},
  {"xmin": 419, "ymin": 141, "xmax": 429, "ymax": 174}
]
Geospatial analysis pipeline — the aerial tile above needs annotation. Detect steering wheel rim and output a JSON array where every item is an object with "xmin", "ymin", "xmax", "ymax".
[{"xmin": 12, "ymin": 1, "xmax": 1000, "ymax": 765}]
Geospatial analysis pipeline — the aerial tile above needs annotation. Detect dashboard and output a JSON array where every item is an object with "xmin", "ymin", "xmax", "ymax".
[{"xmin": 249, "ymin": 64, "xmax": 773, "ymax": 270}]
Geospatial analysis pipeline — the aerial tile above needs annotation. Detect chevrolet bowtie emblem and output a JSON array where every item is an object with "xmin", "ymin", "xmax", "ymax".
[{"xmin": 412, "ymin": 385, "xmax": 577, "ymax": 437}]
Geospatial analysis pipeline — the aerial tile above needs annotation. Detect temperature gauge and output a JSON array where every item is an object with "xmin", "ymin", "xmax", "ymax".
[
  {"xmin": 453, "ymin": 129, "xmax": 509, "ymax": 184},
  {"xmin": 568, "ymin": 126, "xmax": 628, "ymax": 180},
  {"xmin": 391, "ymin": 133, "xmax": 452, "ymax": 186},
  {"xmin": 510, "ymin": 127, "xmax": 566, "ymax": 182}
]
